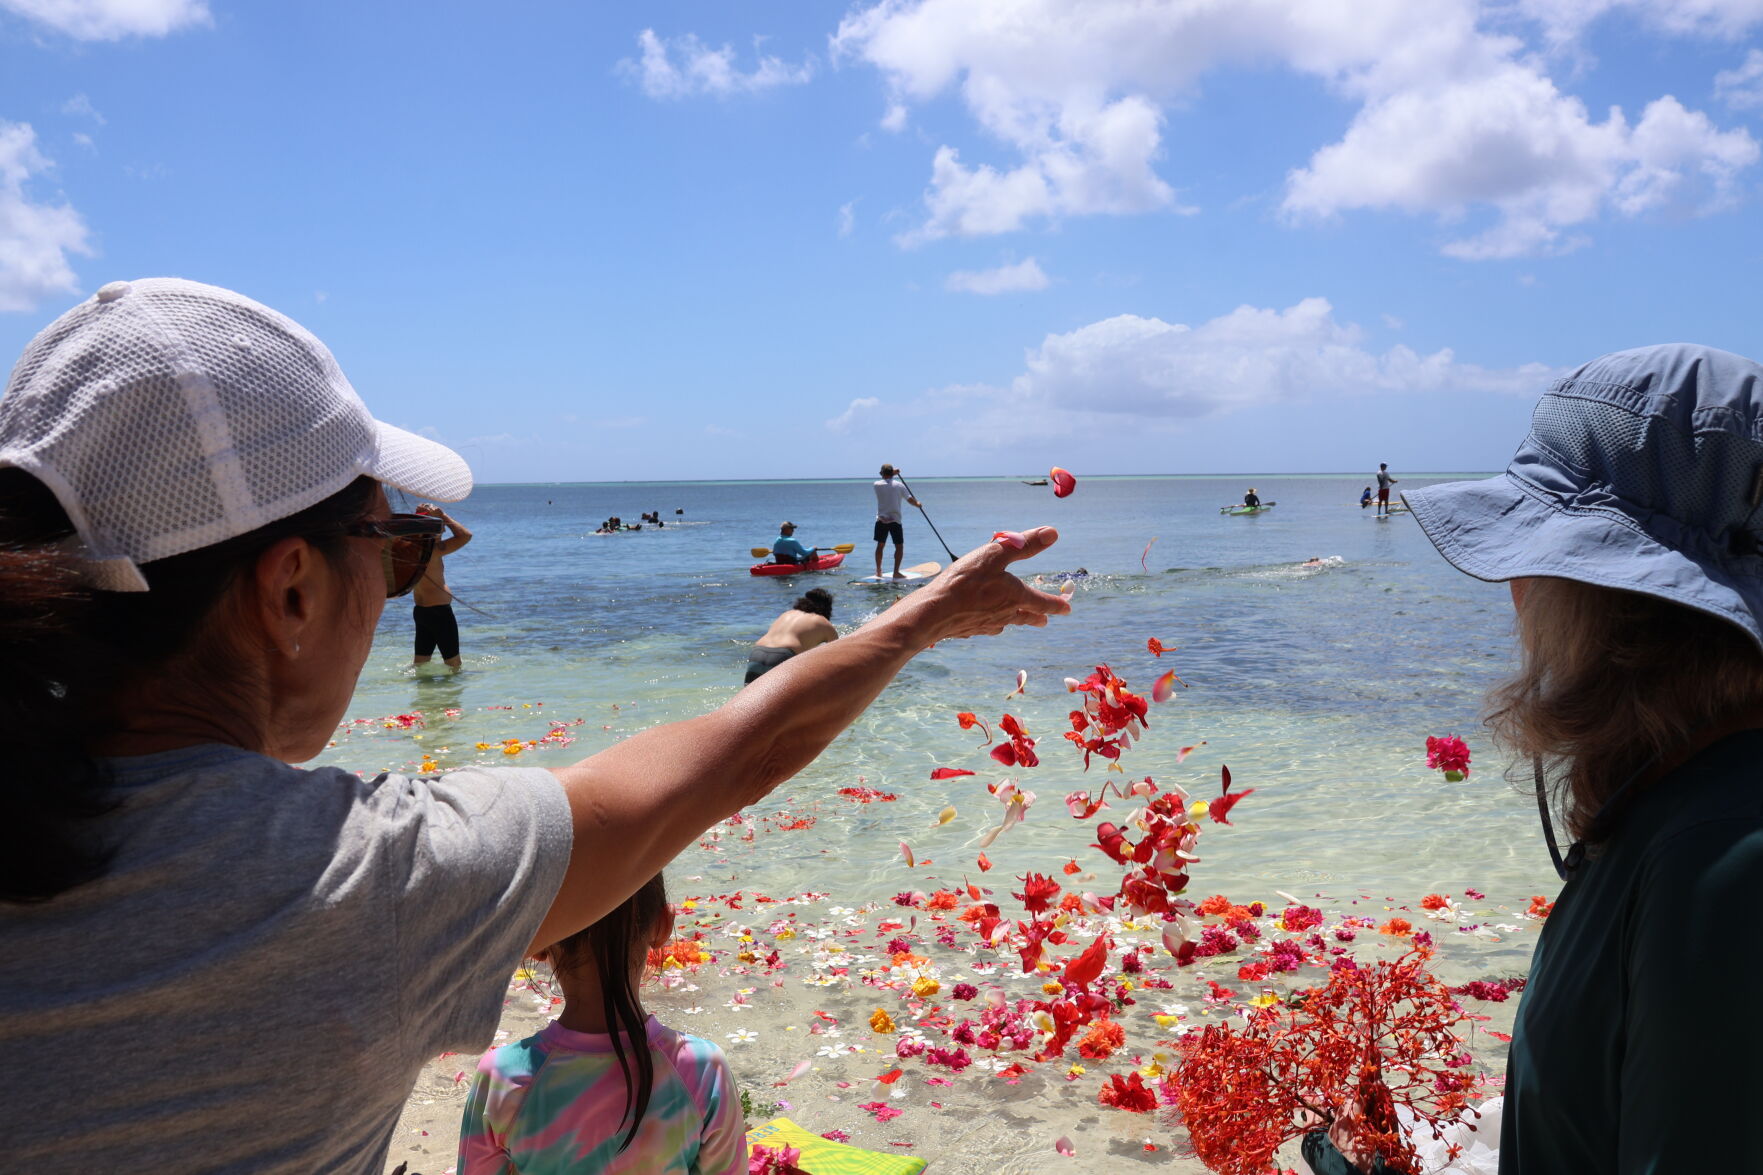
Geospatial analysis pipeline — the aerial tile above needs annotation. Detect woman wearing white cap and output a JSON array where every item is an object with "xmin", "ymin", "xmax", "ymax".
[
  {"xmin": 0, "ymin": 278, "xmax": 1071, "ymax": 1173},
  {"xmin": 1305, "ymin": 344, "xmax": 1763, "ymax": 1173}
]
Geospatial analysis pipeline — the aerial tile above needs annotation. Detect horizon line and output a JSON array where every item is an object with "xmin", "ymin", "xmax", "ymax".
[{"xmin": 471, "ymin": 471, "xmax": 1500, "ymax": 488}]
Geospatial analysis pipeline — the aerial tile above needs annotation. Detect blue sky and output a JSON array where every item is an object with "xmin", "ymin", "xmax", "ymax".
[{"xmin": 1, "ymin": 0, "xmax": 1760, "ymax": 482}]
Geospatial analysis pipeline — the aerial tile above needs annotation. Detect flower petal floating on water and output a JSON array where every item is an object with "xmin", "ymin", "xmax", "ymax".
[
  {"xmin": 936, "ymin": 805, "xmax": 957, "ymax": 826},
  {"xmin": 977, "ymin": 852, "xmax": 993, "ymax": 872},
  {"xmin": 1140, "ymin": 536, "xmax": 1157, "ymax": 571},
  {"xmin": 1050, "ymin": 467, "xmax": 1077, "ymax": 498},
  {"xmin": 930, "ymin": 767, "xmax": 975, "ymax": 780},
  {"xmin": 1008, "ymin": 669, "xmax": 1028, "ymax": 697},
  {"xmin": 900, "ymin": 841, "xmax": 915, "ymax": 868},
  {"xmin": 1054, "ymin": 1136, "xmax": 1076, "ymax": 1157}
]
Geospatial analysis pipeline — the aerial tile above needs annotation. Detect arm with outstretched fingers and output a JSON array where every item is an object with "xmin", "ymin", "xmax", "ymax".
[{"xmin": 527, "ymin": 527, "xmax": 1069, "ymax": 953}]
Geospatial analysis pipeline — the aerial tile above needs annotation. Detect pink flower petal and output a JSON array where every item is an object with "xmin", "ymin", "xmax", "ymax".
[
  {"xmin": 991, "ymin": 530, "xmax": 1027, "ymax": 549},
  {"xmin": 1050, "ymin": 467, "xmax": 1077, "ymax": 498},
  {"xmin": 1152, "ymin": 669, "xmax": 1178, "ymax": 704},
  {"xmin": 1055, "ymin": 1136, "xmax": 1076, "ymax": 1157}
]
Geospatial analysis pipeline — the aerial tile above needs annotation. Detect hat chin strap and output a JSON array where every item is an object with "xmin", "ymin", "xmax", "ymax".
[
  {"xmin": 1534, "ymin": 756, "xmax": 1582, "ymax": 882},
  {"xmin": 1534, "ymin": 752, "xmax": 1658, "ymax": 883}
]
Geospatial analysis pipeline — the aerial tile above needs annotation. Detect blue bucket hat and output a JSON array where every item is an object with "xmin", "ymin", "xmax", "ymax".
[{"xmin": 1405, "ymin": 343, "xmax": 1763, "ymax": 648}]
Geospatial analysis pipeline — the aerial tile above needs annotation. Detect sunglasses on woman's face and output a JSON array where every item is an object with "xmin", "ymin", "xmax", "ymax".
[{"xmin": 342, "ymin": 514, "xmax": 446, "ymax": 598}]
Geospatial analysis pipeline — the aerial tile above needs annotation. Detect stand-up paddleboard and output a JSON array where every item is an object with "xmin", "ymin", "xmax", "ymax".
[
  {"xmin": 1220, "ymin": 503, "xmax": 1275, "ymax": 516},
  {"xmin": 852, "ymin": 561, "xmax": 940, "ymax": 586},
  {"xmin": 749, "ymin": 552, "xmax": 845, "ymax": 577}
]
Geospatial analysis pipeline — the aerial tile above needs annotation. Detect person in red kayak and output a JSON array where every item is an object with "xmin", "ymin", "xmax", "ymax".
[{"xmin": 770, "ymin": 521, "xmax": 821, "ymax": 567}]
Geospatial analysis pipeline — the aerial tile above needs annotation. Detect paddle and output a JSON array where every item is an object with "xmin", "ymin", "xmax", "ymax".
[
  {"xmin": 893, "ymin": 473, "xmax": 958, "ymax": 562},
  {"xmin": 749, "ymin": 543, "xmax": 856, "ymax": 558}
]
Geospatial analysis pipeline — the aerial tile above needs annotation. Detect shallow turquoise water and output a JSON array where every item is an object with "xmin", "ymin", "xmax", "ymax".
[
  {"xmin": 324, "ymin": 474, "xmax": 1555, "ymax": 911},
  {"xmin": 362, "ymin": 476, "xmax": 1546, "ymax": 1172}
]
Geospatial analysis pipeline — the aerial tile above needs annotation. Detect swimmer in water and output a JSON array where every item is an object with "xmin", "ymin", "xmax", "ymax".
[{"xmin": 744, "ymin": 589, "xmax": 838, "ymax": 684}]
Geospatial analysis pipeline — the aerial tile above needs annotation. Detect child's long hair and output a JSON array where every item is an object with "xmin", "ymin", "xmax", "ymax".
[{"xmin": 544, "ymin": 874, "xmax": 669, "ymax": 1152}]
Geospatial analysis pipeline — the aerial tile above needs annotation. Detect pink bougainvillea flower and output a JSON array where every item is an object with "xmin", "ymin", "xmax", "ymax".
[
  {"xmin": 1209, "ymin": 764, "xmax": 1253, "ymax": 825},
  {"xmin": 1050, "ymin": 467, "xmax": 1077, "ymax": 497},
  {"xmin": 956, "ymin": 712, "xmax": 992, "ymax": 744},
  {"xmin": 930, "ymin": 767, "xmax": 976, "ymax": 780},
  {"xmin": 991, "ymin": 530, "xmax": 1028, "ymax": 549},
  {"xmin": 1426, "ymin": 735, "xmax": 1472, "ymax": 781}
]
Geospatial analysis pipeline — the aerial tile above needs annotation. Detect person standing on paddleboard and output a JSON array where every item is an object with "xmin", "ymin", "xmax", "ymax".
[
  {"xmin": 770, "ymin": 521, "xmax": 819, "ymax": 567},
  {"xmin": 745, "ymin": 588, "xmax": 838, "ymax": 683},
  {"xmin": 873, "ymin": 464, "xmax": 920, "ymax": 579},
  {"xmin": 1375, "ymin": 463, "xmax": 1397, "ymax": 516}
]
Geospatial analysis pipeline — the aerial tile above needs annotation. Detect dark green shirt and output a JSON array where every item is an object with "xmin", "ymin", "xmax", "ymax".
[{"xmin": 1505, "ymin": 729, "xmax": 1763, "ymax": 1172}]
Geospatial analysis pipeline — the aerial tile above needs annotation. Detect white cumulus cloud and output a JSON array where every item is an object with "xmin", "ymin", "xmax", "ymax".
[
  {"xmin": 0, "ymin": 121, "xmax": 93, "ymax": 313},
  {"xmin": 0, "ymin": 0, "xmax": 208, "ymax": 39},
  {"xmin": 624, "ymin": 29, "xmax": 814, "ymax": 99},
  {"xmin": 944, "ymin": 256, "xmax": 1050, "ymax": 294},
  {"xmin": 934, "ymin": 297, "xmax": 1555, "ymax": 442},
  {"xmin": 826, "ymin": 396, "xmax": 880, "ymax": 433},
  {"xmin": 833, "ymin": 0, "xmax": 1758, "ymax": 256}
]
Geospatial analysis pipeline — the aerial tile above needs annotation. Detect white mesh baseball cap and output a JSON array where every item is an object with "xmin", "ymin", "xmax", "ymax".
[{"xmin": 0, "ymin": 277, "xmax": 472, "ymax": 591}]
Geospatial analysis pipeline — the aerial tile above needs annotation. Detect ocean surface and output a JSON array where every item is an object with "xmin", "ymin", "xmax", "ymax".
[{"xmin": 343, "ymin": 476, "xmax": 1550, "ymax": 1173}]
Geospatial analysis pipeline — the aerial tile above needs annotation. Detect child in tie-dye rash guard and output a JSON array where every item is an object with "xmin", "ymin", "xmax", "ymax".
[{"xmin": 458, "ymin": 875, "xmax": 746, "ymax": 1175}]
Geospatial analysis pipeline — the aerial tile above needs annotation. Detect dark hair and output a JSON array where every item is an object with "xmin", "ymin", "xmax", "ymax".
[
  {"xmin": 544, "ymin": 874, "xmax": 670, "ymax": 1153},
  {"xmin": 879, "ymin": 464, "xmax": 895, "ymax": 478},
  {"xmin": 794, "ymin": 588, "xmax": 833, "ymax": 618},
  {"xmin": 0, "ymin": 469, "xmax": 381, "ymax": 904}
]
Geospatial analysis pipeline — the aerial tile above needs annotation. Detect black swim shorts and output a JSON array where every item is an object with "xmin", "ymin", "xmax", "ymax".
[
  {"xmin": 744, "ymin": 645, "xmax": 795, "ymax": 684},
  {"xmin": 873, "ymin": 519, "xmax": 904, "ymax": 544},
  {"xmin": 413, "ymin": 603, "xmax": 460, "ymax": 660}
]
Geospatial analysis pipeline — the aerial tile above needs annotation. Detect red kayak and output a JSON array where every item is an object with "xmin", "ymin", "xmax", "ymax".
[{"xmin": 749, "ymin": 552, "xmax": 845, "ymax": 576}]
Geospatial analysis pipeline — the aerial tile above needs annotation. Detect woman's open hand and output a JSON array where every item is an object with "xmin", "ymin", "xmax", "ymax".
[{"xmin": 895, "ymin": 526, "xmax": 1070, "ymax": 646}]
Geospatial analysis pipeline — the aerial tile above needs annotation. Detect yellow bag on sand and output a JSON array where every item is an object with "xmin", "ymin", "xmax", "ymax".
[{"xmin": 745, "ymin": 1117, "xmax": 929, "ymax": 1175}]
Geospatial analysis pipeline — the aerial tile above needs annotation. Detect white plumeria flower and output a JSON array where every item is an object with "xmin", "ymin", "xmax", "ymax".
[{"xmin": 726, "ymin": 1029, "xmax": 759, "ymax": 1045}]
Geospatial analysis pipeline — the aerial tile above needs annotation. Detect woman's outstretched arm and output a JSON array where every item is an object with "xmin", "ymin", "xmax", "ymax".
[{"xmin": 529, "ymin": 526, "xmax": 1068, "ymax": 953}]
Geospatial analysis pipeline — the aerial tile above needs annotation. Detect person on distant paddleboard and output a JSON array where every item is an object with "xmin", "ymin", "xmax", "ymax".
[
  {"xmin": 770, "ymin": 521, "xmax": 819, "ymax": 567},
  {"xmin": 745, "ymin": 589, "xmax": 838, "ymax": 684},
  {"xmin": 1241, "ymin": 488, "xmax": 1262, "ymax": 509},
  {"xmin": 1360, "ymin": 486, "xmax": 1373, "ymax": 509},
  {"xmin": 1375, "ymin": 464, "xmax": 1397, "ymax": 516},
  {"xmin": 873, "ymin": 464, "xmax": 921, "ymax": 579}
]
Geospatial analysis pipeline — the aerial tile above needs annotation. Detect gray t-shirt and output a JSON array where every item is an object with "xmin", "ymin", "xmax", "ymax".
[{"xmin": 0, "ymin": 744, "xmax": 572, "ymax": 1173}]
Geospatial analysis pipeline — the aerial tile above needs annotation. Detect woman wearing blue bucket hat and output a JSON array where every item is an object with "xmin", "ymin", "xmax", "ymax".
[{"xmin": 1318, "ymin": 344, "xmax": 1763, "ymax": 1173}]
